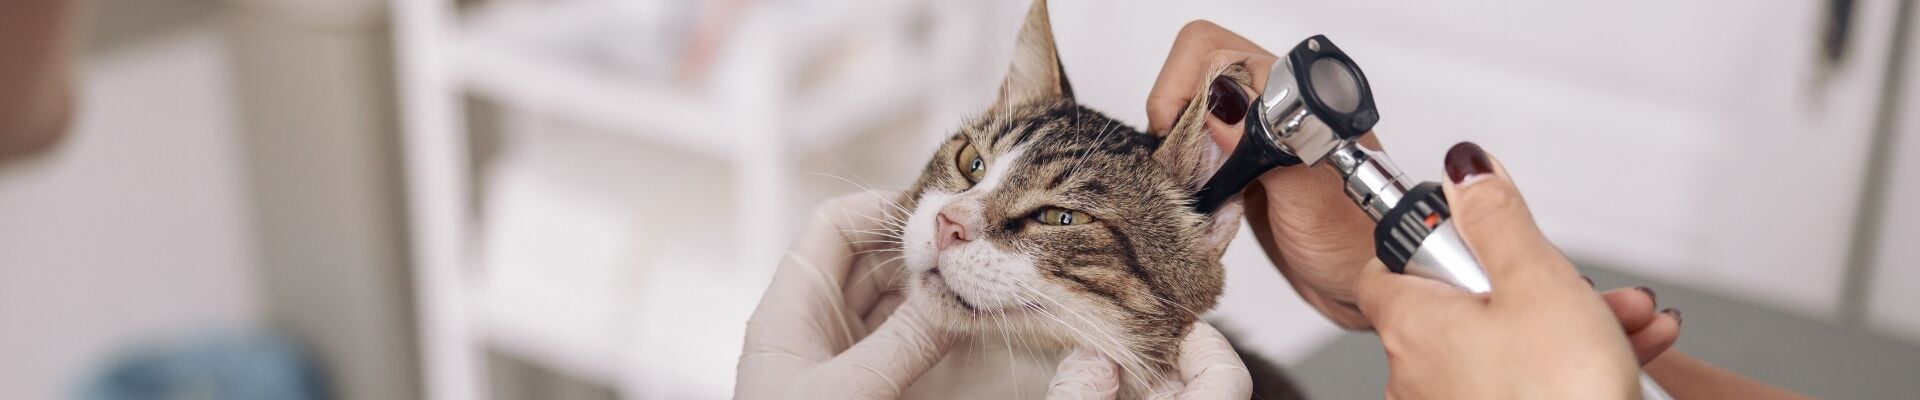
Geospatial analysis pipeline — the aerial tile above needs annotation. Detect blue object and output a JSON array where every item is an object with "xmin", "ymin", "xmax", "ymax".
[{"xmin": 76, "ymin": 331, "xmax": 329, "ymax": 400}]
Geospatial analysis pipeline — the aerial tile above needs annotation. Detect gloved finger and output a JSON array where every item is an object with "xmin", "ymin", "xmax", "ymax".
[
  {"xmin": 1172, "ymin": 321, "xmax": 1252, "ymax": 400},
  {"xmin": 1438, "ymin": 142, "xmax": 1583, "ymax": 303},
  {"xmin": 744, "ymin": 191, "xmax": 910, "ymax": 362},
  {"xmin": 1046, "ymin": 346, "xmax": 1120, "ymax": 400},
  {"xmin": 862, "ymin": 291, "xmax": 906, "ymax": 329},
  {"xmin": 1629, "ymin": 310, "xmax": 1681, "ymax": 365},
  {"xmin": 820, "ymin": 295, "xmax": 956, "ymax": 399},
  {"xmin": 822, "ymin": 190, "xmax": 913, "ymax": 316},
  {"xmin": 744, "ymin": 213, "xmax": 871, "ymax": 361}
]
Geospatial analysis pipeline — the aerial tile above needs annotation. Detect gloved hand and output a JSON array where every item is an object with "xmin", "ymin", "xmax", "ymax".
[
  {"xmin": 1044, "ymin": 321, "xmax": 1252, "ymax": 400},
  {"xmin": 736, "ymin": 191, "xmax": 955, "ymax": 399}
]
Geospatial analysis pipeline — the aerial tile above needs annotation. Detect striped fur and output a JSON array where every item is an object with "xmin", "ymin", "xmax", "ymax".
[{"xmin": 889, "ymin": 1, "xmax": 1256, "ymax": 396}]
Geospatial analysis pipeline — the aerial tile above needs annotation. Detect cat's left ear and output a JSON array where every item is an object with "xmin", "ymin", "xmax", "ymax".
[
  {"xmin": 1156, "ymin": 64, "xmax": 1252, "ymax": 254},
  {"xmin": 1156, "ymin": 63, "xmax": 1247, "ymax": 192},
  {"xmin": 993, "ymin": 0, "xmax": 1075, "ymax": 109}
]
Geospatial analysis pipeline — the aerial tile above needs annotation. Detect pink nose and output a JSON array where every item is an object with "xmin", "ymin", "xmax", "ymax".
[{"xmin": 935, "ymin": 211, "xmax": 973, "ymax": 251}]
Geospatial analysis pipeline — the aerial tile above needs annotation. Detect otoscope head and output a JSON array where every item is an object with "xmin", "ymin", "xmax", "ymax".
[{"xmin": 1191, "ymin": 35, "xmax": 1379, "ymax": 214}]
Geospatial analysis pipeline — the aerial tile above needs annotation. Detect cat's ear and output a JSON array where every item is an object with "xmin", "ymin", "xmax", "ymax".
[
  {"xmin": 1157, "ymin": 64, "xmax": 1251, "ymax": 255},
  {"xmin": 1156, "ymin": 64, "xmax": 1248, "ymax": 193},
  {"xmin": 993, "ymin": 0, "xmax": 1074, "ymax": 109}
]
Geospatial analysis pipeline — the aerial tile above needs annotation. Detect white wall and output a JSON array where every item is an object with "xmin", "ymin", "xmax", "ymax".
[
  {"xmin": 1867, "ymin": 9, "xmax": 1920, "ymax": 343},
  {"xmin": 0, "ymin": 24, "xmax": 261, "ymax": 400},
  {"xmin": 223, "ymin": 2, "xmax": 422, "ymax": 398}
]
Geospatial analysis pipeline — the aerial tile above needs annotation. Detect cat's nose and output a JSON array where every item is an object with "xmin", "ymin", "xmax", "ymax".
[{"xmin": 935, "ymin": 210, "xmax": 973, "ymax": 251}]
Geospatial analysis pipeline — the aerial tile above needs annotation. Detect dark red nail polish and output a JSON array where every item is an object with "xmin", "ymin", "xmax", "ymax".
[
  {"xmin": 1207, "ymin": 75, "xmax": 1248, "ymax": 125},
  {"xmin": 1636, "ymin": 286, "xmax": 1658, "ymax": 304},
  {"xmin": 1444, "ymin": 142, "xmax": 1492, "ymax": 183},
  {"xmin": 1663, "ymin": 308, "xmax": 1682, "ymax": 325}
]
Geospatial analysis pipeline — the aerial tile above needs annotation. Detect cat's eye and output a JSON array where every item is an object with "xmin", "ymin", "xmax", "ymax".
[
  {"xmin": 955, "ymin": 143, "xmax": 986, "ymax": 183},
  {"xmin": 1036, "ymin": 208, "xmax": 1095, "ymax": 226}
]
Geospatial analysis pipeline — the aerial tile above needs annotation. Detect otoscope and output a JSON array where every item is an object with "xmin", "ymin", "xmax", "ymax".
[{"xmin": 1190, "ymin": 35, "xmax": 1673, "ymax": 400}]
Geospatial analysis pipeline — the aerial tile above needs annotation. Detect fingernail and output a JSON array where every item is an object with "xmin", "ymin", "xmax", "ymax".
[
  {"xmin": 1581, "ymin": 276, "xmax": 1595, "ymax": 287},
  {"xmin": 1636, "ymin": 286, "xmax": 1658, "ymax": 304},
  {"xmin": 1207, "ymin": 75, "xmax": 1248, "ymax": 125},
  {"xmin": 1444, "ymin": 142, "xmax": 1493, "ymax": 184},
  {"xmin": 1663, "ymin": 308, "xmax": 1683, "ymax": 325}
]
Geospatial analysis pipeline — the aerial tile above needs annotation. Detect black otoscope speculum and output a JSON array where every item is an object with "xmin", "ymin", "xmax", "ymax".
[
  {"xmin": 1189, "ymin": 35, "xmax": 1674, "ymax": 399},
  {"xmin": 1191, "ymin": 35, "xmax": 1476, "ymax": 285},
  {"xmin": 1191, "ymin": 35, "xmax": 1376, "ymax": 215}
]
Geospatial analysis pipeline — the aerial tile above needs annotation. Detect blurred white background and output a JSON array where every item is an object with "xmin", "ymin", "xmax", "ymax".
[{"xmin": 3, "ymin": 0, "xmax": 1919, "ymax": 399}]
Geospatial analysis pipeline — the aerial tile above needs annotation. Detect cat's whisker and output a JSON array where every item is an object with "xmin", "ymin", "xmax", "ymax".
[
  {"xmin": 1006, "ymin": 288, "xmax": 1155, "ymax": 390},
  {"xmin": 850, "ymin": 246, "xmax": 901, "ymax": 257},
  {"xmin": 995, "ymin": 297, "xmax": 1044, "ymax": 378},
  {"xmin": 846, "ymin": 239, "xmax": 905, "ymax": 247},
  {"xmin": 842, "ymin": 226, "xmax": 905, "ymax": 238},
  {"xmin": 782, "ymin": 251, "xmax": 866, "ymax": 350},
  {"xmin": 1142, "ymin": 292, "xmax": 1208, "ymax": 323},
  {"xmin": 850, "ymin": 253, "xmax": 910, "ymax": 295},
  {"xmin": 845, "ymin": 225, "xmax": 906, "ymax": 236},
  {"xmin": 848, "ymin": 212, "xmax": 909, "ymax": 231},
  {"xmin": 1002, "ymin": 278, "xmax": 1158, "ymax": 381},
  {"xmin": 803, "ymin": 171, "xmax": 914, "ymax": 217},
  {"xmin": 1019, "ymin": 281, "xmax": 1173, "ymax": 387},
  {"xmin": 991, "ymin": 309, "xmax": 1022, "ymax": 393},
  {"xmin": 1008, "ymin": 281, "xmax": 1140, "ymax": 357},
  {"xmin": 845, "ymin": 231, "xmax": 903, "ymax": 240},
  {"xmin": 1063, "ymin": 117, "xmax": 1118, "ymax": 181}
]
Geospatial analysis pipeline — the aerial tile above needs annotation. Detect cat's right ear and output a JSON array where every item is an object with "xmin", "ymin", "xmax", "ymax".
[{"xmin": 993, "ymin": 0, "xmax": 1075, "ymax": 110}]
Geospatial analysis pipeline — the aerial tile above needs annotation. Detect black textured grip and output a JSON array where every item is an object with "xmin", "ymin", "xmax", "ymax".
[{"xmin": 1374, "ymin": 182, "xmax": 1449, "ymax": 273}]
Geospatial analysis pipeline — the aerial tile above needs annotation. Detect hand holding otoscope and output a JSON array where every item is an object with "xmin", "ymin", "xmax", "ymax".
[{"xmin": 1176, "ymin": 34, "xmax": 1674, "ymax": 399}]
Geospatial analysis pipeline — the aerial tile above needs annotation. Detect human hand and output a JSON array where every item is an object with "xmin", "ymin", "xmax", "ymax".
[
  {"xmin": 1044, "ymin": 321, "xmax": 1252, "ymax": 400},
  {"xmin": 1596, "ymin": 285, "xmax": 1683, "ymax": 365},
  {"xmin": 737, "ymin": 192, "xmax": 955, "ymax": 399},
  {"xmin": 0, "ymin": 0, "xmax": 81, "ymax": 159},
  {"xmin": 1145, "ymin": 23, "xmax": 1692, "ymax": 350},
  {"xmin": 1355, "ymin": 143, "xmax": 1642, "ymax": 399},
  {"xmin": 1147, "ymin": 20, "xmax": 1381, "ymax": 329}
]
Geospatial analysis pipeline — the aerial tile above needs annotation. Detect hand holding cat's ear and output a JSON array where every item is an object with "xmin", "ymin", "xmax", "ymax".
[{"xmin": 1148, "ymin": 19, "xmax": 1383, "ymax": 331}]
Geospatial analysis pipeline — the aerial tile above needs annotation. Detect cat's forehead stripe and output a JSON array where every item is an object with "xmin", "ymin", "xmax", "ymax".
[{"xmin": 973, "ymin": 145, "xmax": 1027, "ymax": 195}]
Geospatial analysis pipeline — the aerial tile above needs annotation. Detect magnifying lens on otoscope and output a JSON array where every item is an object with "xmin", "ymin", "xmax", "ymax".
[{"xmin": 1190, "ymin": 35, "xmax": 1673, "ymax": 400}]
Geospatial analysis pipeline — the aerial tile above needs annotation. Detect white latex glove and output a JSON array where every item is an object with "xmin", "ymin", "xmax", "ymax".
[
  {"xmin": 737, "ymin": 191, "xmax": 955, "ymax": 399},
  {"xmin": 1045, "ymin": 321, "xmax": 1253, "ymax": 400}
]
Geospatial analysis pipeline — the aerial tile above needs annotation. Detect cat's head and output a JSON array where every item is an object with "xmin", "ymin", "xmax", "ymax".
[{"xmin": 896, "ymin": 0, "xmax": 1246, "ymax": 378}]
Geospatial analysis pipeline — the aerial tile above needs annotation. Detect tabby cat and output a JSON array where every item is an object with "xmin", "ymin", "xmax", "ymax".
[{"xmin": 883, "ymin": 1, "xmax": 1297, "ymax": 398}]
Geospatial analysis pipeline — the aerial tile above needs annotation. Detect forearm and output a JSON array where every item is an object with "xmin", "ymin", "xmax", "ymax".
[
  {"xmin": 1643, "ymin": 351, "xmax": 1809, "ymax": 399},
  {"xmin": 0, "ymin": 0, "xmax": 80, "ymax": 159}
]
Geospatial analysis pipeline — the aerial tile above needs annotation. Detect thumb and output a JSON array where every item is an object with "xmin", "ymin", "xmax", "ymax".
[
  {"xmin": 823, "ymin": 295, "xmax": 955, "ymax": 398},
  {"xmin": 1047, "ymin": 347, "xmax": 1121, "ymax": 400},
  {"xmin": 1171, "ymin": 322, "xmax": 1251, "ymax": 400},
  {"xmin": 1440, "ymin": 142, "xmax": 1581, "ymax": 301},
  {"xmin": 1355, "ymin": 259, "xmax": 1476, "ymax": 334}
]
